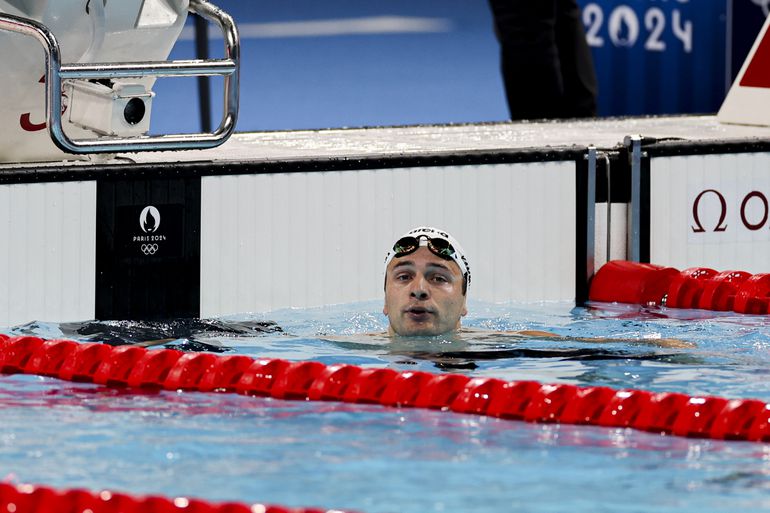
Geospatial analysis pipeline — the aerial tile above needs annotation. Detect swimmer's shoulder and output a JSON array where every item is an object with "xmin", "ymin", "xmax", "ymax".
[{"xmin": 458, "ymin": 327, "xmax": 559, "ymax": 338}]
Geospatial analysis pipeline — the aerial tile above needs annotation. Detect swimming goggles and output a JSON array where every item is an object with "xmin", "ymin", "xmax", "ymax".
[
  {"xmin": 392, "ymin": 235, "xmax": 457, "ymax": 261},
  {"xmin": 384, "ymin": 227, "xmax": 470, "ymax": 286}
]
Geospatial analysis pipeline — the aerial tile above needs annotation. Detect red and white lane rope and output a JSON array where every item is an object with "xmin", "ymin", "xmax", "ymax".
[
  {"xmin": 0, "ymin": 335, "xmax": 768, "ymax": 442},
  {"xmin": 590, "ymin": 260, "xmax": 770, "ymax": 313},
  {"xmin": 0, "ymin": 482, "xmax": 349, "ymax": 513}
]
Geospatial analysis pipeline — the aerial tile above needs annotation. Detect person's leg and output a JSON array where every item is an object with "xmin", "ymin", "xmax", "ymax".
[
  {"xmin": 554, "ymin": 0, "xmax": 598, "ymax": 117},
  {"xmin": 488, "ymin": 0, "xmax": 563, "ymax": 119}
]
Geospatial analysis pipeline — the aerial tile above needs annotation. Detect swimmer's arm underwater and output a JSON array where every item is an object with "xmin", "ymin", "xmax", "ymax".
[
  {"xmin": 328, "ymin": 328, "xmax": 694, "ymax": 348},
  {"xmin": 503, "ymin": 329, "xmax": 694, "ymax": 348}
]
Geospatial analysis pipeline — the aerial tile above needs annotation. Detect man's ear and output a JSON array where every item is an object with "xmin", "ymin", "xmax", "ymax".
[{"xmin": 383, "ymin": 275, "xmax": 389, "ymax": 315}]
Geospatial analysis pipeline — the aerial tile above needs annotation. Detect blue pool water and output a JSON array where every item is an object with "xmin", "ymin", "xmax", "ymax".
[{"xmin": 2, "ymin": 301, "xmax": 770, "ymax": 512}]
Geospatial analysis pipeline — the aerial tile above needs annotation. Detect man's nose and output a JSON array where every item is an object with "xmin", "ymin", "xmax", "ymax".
[{"xmin": 410, "ymin": 276, "xmax": 430, "ymax": 300}]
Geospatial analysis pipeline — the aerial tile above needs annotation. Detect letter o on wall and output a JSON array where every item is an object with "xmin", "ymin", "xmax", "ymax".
[{"xmin": 740, "ymin": 191, "xmax": 769, "ymax": 231}]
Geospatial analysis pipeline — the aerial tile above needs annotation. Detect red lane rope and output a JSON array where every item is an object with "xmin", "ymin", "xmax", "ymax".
[
  {"xmin": 1, "ymin": 336, "xmax": 769, "ymax": 442},
  {"xmin": 589, "ymin": 260, "xmax": 770, "ymax": 313},
  {"xmin": 0, "ymin": 482, "xmax": 350, "ymax": 513}
]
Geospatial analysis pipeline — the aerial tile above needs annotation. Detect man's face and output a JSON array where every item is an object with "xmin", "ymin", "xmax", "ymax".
[{"xmin": 383, "ymin": 246, "xmax": 468, "ymax": 336}]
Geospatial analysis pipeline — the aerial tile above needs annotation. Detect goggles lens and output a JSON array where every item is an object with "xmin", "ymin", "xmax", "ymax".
[{"xmin": 392, "ymin": 235, "xmax": 455, "ymax": 260}]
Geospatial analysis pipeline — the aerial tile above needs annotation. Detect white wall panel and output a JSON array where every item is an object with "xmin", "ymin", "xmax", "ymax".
[
  {"xmin": 201, "ymin": 162, "xmax": 576, "ymax": 315},
  {"xmin": 650, "ymin": 153, "xmax": 770, "ymax": 272},
  {"xmin": 0, "ymin": 181, "xmax": 96, "ymax": 326}
]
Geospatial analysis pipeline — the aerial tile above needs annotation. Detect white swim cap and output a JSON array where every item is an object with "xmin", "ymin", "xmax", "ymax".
[{"xmin": 384, "ymin": 226, "xmax": 471, "ymax": 288}]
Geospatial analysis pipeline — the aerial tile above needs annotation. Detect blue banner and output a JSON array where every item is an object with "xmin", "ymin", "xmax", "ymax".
[{"xmin": 577, "ymin": 0, "xmax": 727, "ymax": 116}]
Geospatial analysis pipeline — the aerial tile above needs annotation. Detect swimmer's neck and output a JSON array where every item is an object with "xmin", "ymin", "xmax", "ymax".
[{"xmin": 387, "ymin": 325, "xmax": 465, "ymax": 337}]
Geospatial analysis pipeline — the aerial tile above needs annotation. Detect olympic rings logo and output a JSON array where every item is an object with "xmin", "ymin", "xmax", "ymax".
[{"xmin": 141, "ymin": 244, "xmax": 159, "ymax": 255}]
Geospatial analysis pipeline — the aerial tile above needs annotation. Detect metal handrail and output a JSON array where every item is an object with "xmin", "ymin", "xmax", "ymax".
[{"xmin": 0, "ymin": 0, "xmax": 240, "ymax": 154}]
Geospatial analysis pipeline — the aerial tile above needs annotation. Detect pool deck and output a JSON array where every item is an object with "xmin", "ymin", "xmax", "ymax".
[{"xmin": 3, "ymin": 115, "xmax": 770, "ymax": 170}]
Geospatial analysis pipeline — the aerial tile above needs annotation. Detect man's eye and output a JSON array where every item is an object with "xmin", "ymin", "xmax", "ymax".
[
  {"xmin": 395, "ymin": 273, "xmax": 411, "ymax": 281},
  {"xmin": 432, "ymin": 275, "xmax": 449, "ymax": 283}
]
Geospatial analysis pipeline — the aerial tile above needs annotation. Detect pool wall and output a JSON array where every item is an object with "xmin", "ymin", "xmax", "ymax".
[
  {"xmin": 1, "ymin": 118, "xmax": 770, "ymax": 324},
  {"xmin": 199, "ymin": 162, "xmax": 576, "ymax": 316},
  {"xmin": 0, "ymin": 181, "xmax": 96, "ymax": 325}
]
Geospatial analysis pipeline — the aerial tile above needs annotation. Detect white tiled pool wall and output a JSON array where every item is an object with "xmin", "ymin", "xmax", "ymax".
[
  {"xmin": 199, "ymin": 162, "xmax": 576, "ymax": 316},
  {"xmin": 0, "ymin": 181, "xmax": 96, "ymax": 326}
]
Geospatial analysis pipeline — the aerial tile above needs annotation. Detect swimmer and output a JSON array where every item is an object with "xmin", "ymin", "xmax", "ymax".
[
  {"xmin": 380, "ymin": 226, "xmax": 691, "ymax": 348},
  {"xmin": 383, "ymin": 226, "xmax": 470, "ymax": 337}
]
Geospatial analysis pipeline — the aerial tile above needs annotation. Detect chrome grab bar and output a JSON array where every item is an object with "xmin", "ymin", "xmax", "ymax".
[{"xmin": 0, "ymin": 0, "xmax": 239, "ymax": 154}]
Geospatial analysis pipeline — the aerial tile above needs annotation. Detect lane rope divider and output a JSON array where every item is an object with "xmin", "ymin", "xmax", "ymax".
[
  {"xmin": 0, "ymin": 481, "xmax": 352, "ymax": 513},
  {"xmin": 1, "ymin": 335, "xmax": 769, "ymax": 442},
  {"xmin": 589, "ymin": 260, "xmax": 770, "ymax": 314}
]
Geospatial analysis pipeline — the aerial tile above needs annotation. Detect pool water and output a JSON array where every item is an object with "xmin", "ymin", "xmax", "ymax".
[{"xmin": 2, "ymin": 301, "xmax": 770, "ymax": 513}]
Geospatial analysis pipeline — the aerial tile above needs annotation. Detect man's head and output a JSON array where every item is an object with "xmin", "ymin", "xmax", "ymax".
[{"xmin": 383, "ymin": 227, "xmax": 471, "ymax": 336}]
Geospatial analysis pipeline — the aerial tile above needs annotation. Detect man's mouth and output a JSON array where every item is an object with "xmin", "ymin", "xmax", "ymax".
[{"xmin": 404, "ymin": 306, "xmax": 434, "ymax": 320}]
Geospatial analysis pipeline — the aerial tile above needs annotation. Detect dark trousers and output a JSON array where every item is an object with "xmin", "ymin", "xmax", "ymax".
[{"xmin": 488, "ymin": 0, "xmax": 598, "ymax": 120}]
